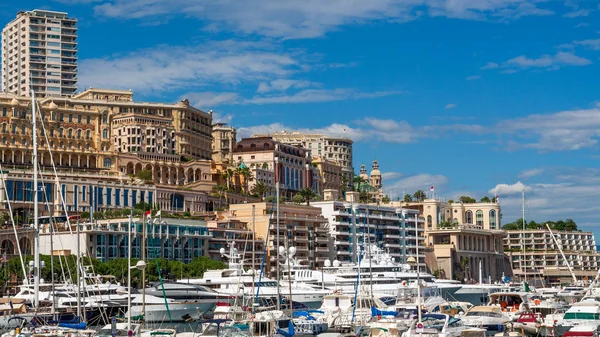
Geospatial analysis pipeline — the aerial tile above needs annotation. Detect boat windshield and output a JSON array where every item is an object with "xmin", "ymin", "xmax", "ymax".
[
  {"xmin": 564, "ymin": 312, "xmax": 600, "ymax": 320},
  {"xmin": 97, "ymin": 329, "xmax": 130, "ymax": 337},
  {"xmin": 464, "ymin": 311, "xmax": 503, "ymax": 318},
  {"xmin": 421, "ymin": 316, "xmax": 446, "ymax": 330}
]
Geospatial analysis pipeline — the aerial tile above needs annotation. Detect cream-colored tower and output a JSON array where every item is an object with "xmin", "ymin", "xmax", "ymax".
[
  {"xmin": 370, "ymin": 160, "xmax": 382, "ymax": 189},
  {"xmin": 2, "ymin": 10, "xmax": 78, "ymax": 97}
]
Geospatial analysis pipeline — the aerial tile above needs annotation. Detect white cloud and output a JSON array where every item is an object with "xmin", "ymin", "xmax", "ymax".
[
  {"xmin": 386, "ymin": 174, "xmax": 448, "ymax": 197},
  {"xmin": 563, "ymin": 9, "xmax": 591, "ymax": 18},
  {"xmin": 212, "ymin": 112, "xmax": 234, "ymax": 124},
  {"xmin": 256, "ymin": 79, "xmax": 316, "ymax": 93},
  {"xmin": 574, "ymin": 39, "xmax": 600, "ymax": 50},
  {"xmin": 79, "ymin": 41, "xmax": 300, "ymax": 92},
  {"xmin": 497, "ymin": 107, "xmax": 600, "ymax": 151},
  {"xmin": 244, "ymin": 89, "xmax": 403, "ymax": 104},
  {"xmin": 503, "ymin": 51, "xmax": 592, "ymax": 70},
  {"xmin": 489, "ymin": 181, "xmax": 532, "ymax": 195},
  {"xmin": 382, "ymin": 172, "xmax": 402, "ymax": 180},
  {"xmin": 574, "ymin": 22, "xmax": 590, "ymax": 28},
  {"xmin": 481, "ymin": 62, "xmax": 499, "ymax": 70},
  {"xmin": 491, "ymin": 168, "xmax": 600, "ymax": 231},
  {"xmin": 465, "ymin": 75, "xmax": 481, "ymax": 80},
  {"xmin": 89, "ymin": 0, "xmax": 556, "ymax": 39},
  {"xmin": 518, "ymin": 168, "xmax": 543, "ymax": 179},
  {"xmin": 445, "ymin": 103, "xmax": 456, "ymax": 109},
  {"xmin": 185, "ymin": 92, "xmax": 240, "ymax": 108}
]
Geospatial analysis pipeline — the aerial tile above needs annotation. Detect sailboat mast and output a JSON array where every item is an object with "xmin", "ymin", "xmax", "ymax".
[
  {"xmin": 31, "ymin": 90, "xmax": 40, "ymax": 310},
  {"xmin": 522, "ymin": 189, "xmax": 527, "ymax": 284},
  {"xmin": 275, "ymin": 157, "xmax": 281, "ymax": 311},
  {"xmin": 77, "ymin": 219, "xmax": 82, "ymax": 319}
]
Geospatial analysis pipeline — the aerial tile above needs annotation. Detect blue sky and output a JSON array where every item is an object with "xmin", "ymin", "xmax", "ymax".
[{"xmin": 2, "ymin": 0, "xmax": 600, "ymax": 235}]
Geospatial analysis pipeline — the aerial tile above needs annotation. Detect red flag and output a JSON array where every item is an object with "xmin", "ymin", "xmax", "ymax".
[
  {"xmin": 430, "ymin": 185, "xmax": 434, "ymax": 192},
  {"xmin": 145, "ymin": 210, "xmax": 151, "ymax": 220}
]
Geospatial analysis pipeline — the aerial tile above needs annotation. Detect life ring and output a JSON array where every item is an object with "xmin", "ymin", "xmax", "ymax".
[
  {"xmin": 533, "ymin": 299, "xmax": 541, "ymax": 305},
  {"xmin": 401, "ymin": 281, "xmax": 407, "ymax": 287}
]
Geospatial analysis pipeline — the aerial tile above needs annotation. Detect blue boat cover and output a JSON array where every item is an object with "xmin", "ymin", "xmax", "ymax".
[{"xmin": 371, "ymin": 306, "xmax": 397, "ymax": 317}]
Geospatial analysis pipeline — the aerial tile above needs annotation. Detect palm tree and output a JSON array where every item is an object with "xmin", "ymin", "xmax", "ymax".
[
  {"xmin": 403, "ymin": 194, "xmax": 413, "ymax": 202},
  {"xmin": 235, "ymin": 164, "xmax": 252, "ymax": 194},
  {"xmin": 413, "ymin": 189, "xmax": 426, "ymax": 202},
  {"xmin": 251, "ymin": 181, "xmax": 270, "ymax": 201},
  {"xmin": 212, "ymin": 184, "xmax": 228, "ymax": 209},
  {"xmin": 353, "ymin": 175, "xmax": 367, "ymax": 192},
  {"xmin": 359, "ymin": 190, "xmax": 370, "ymax": 203},
  {"xmin": 298, "ymin": 187, "xmax": 318, "ymax": 206}
]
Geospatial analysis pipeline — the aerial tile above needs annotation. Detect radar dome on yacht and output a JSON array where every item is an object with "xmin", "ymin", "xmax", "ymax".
[
  {"xmin": 278, "ymin": 246, "xmax": 285, "ymax": 255},
  {"xmin": 324, "ymin": 260, "xmax": 331, "ymax": 267},
  {"xmin": 289, "ymin": 247, "xmax": 296, "ymax": 256},
  {"xmin": 219, "ymin": 248, "xmax": 225, "ymax": 255},
  {"xmin": 247, "ymin": 268, "xmax": 255, "ymax": 275},
  {"xmin": 333, "ymin": 260, "xmax": 340, "ymax": 267},
  {"xmin": 392, "ymin": 258, "xmax": 396, "ymax": 263}
]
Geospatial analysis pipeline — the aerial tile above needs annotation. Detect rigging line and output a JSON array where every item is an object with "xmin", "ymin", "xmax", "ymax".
[
  {"xmin": 37, "ymin": 155, "xmax": 70, "ymax": 284},
  {"xmin": 0, "ymin": 161, "xmax": 28, "ymax": 283},
  {"xmin": 35, "ymin": 100, "xmax": 89, "ymax": 283},
  {"xmin": 233, "ymin": 213, "xmax": 253, "ymax": 308}
]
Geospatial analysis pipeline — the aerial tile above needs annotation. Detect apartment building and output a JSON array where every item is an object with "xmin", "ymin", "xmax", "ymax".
[
  {"xmin": 312, "ymin": 156, "xmax": 343, "ymax": 198},
  {"xmin": 206, "ymin": 217, "xmax": 265, "ymax": 270},
  {"xmin": 313, "ymin": 191, "xmax": 426, "ymax": 272},
  {"xmin": 252, "ymin": 131, "xmax": 353, "ymax": 183},
  {"xmin": 38, "ymin": 218, "xmax": 211, "ymax": 262},
  {"xmin": 504, "ymin": 229, "xmax": 600, "ymax": 285},
  {"xmin": 2, "ymin": 10, "xmax": 77, "ymax": 97},
  {"xmin": 0, "ymin": 88, "xmax": 217, "ymax": 219},
  {"xmin": 392, "ymin": 198, "xmax": 508, "ymax": 281},
  {"xmin": 228, "ymin": 202, "xmax": 329, "ymax": 276},
  {"xmin": 233, "ymin": 137, "xmax": 319, "ymax": 198}
]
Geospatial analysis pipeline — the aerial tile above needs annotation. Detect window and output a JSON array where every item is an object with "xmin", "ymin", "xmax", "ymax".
[
  {"xmin": 86, "ymin": 116, "xmax": 90, "ymax": 124},
  {"xmin": 77, "ymin": 130, "xmax": 81, "ymax": 138},
  {"xmin": 476, "ymin": 210, "xmax": 483, "ymax": 226},
  {"xmin": 86, "ymin": 130, "xmax": 91, "ymax": 139},
  {"xmin": 77, "ymin": 115, "xmax": 81, "ymax": 123},
  {"xmin": 68, "ymin": 129, "xmax": 72, "ymax": 138},
  {"xmin": 68, "ymin": 114, "xmax": 73, "ymax": 122},
  {"xmin": 102, "ymin": 129, "xmax": 108, "ymax": 138},
  {"xmin": 489, "ymin": 210, "xmax": 497, "ymax": 229},
  {"xmin": 465, "ymin": 210, "xmax": 473, "ymax": 224},
  {"xmin": 2, "ymin": 108, "xmax": 6, "ymax": 116},
  {"xmin": 102, "ymin": 114, "xmax": 108, "ymax": 124},
  {"xmin": 103, "ymin": 158, "xmax": 112, "ymax": 168},
  {"xmin": 59, "ymin": 113, "xmax": 64, "ymax": 122}
]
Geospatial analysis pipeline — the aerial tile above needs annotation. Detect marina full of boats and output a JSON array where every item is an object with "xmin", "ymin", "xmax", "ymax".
[
  {"xmin": 2, "ymin": 93, "xmax": 600, "ymax": 337},
  {"xmin": 3, "ymin": 238, "xmax": 600, "ymax": 337}
]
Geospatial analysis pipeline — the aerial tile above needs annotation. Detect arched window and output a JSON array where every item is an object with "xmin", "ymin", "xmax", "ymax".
[
  {"xmin": 427, "ymin": 215, "xmax": 432, "ymax": 228},
  {"xmin": 86, "ymin": 130, "xmax": 91, "ymax": 140},
  {"xmin": 102, "ymin": 129, "xmax": 108, "ymax": 139},
  {"xmin": 489, "ymin": 210, "xmax": 497, "ymax": 229},
  {"xmin": 102, "ymin": 113, "xmax": 108, "ymax": 124},
  {"xmin": 465, "ymin": 210, "xmax": 473, "ymax": 224},
  {"xmin": 476, "ymin": 210, "xmax": 483, "ymax": 226},
  {"xmin": 453, "ymin": 218, "xmax": 458, "ymax": 224}
]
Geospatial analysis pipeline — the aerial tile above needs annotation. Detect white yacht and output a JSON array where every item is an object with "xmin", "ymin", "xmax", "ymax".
[
  {"xmin": 555, "ymin": 300, "xmax": 600, "ymax": 336},
  {"xmin": 287, "ymin": 244, "xmax": 443, "ymax": 297},
  {"xmin": 178, "ymin": 243, "xmax": 330, "ymax": 308}
]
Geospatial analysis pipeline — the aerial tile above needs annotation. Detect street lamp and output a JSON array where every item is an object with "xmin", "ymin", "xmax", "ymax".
[
  {"xmin": 407, "ymin": 255, "xmax": 421, "ymax": 326},
  {"xmin": 127, "ymin": 260, "xmax": 146, "ymax": 333}
]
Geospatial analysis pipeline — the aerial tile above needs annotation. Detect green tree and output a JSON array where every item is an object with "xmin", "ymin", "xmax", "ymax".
[
  {"xmin": 80, "ymin": 211, "xmax": 90, "ymax": 220},
  {"xmin": 413, "ymin": 190, "xmax": 426, "ymax": 202},
  {"xmin": 403, "ymin": 194, "xmax": 413, "ymax": 202},
  {"xmin": 381, "ymin": 195, "xmax": 391, "ymax": 204},
  {"xmin": 359, "ymin": 190, "xmax": 370, "ymax": 203},
  {"xmin": 459, "ymin": 196, "xmax": 477, "ymax": 203},
  {"xmin": 480, "ymin": 196, "xmax": 491, "ymax": 202},
  {"xmin": 134, "ymin": 202, "xmax": 152, "ymax": 211},
  {"xmin": 236, "ymin": 165, "xmax": 253, "ymax": 194},
  {"xmin": 251, "ymin": 181, "xmax": 269, "ymax": 201},
  {"xmin": 136, "ymin": 170, "xmax": 153, "ymax": 181},
  {"xmin": 292, "ymin": 194, "xmax": 305, "ymax": 204},
  {"xmin": 565, "ymin": 219, "xmax": 577, "ymax": 231},
  {"xmin": 353, "ymin": 175, "xmax": 367, "ymax": 192},
  {"xmin": 212, "ymin": 184, "xmax": 228, "ymax": 208},
  {"xmin": 298, "ymin": 187, "xmax": 318, "ymax": 206}
]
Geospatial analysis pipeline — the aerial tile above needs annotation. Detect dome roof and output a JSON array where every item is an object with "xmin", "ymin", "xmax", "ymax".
[
  {"xmin": 10, "ymin": 98, "xmax": 19, "ymax": 106},
  {"xmin": 48, "ymin": 101, "xmax": 58, "ymax": 110},
  {"xmin": 370, "ymin": 169, "xmax": 381, "ymax": 176},
  {"xmin": 239, "ymin": 162, "xmax": 248, "ymax": 169}
]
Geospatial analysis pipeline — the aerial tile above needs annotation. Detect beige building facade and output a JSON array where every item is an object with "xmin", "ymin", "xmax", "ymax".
[
  {"xmin": 233, "ymin": 137, "xmax": 319, "ymax": 198},
  {"xmin": 252, "ymin": 132, "xmax": 354, "ymax": 184},
  {"xmin": 228, "ymin": 202, "xmax": 329, "ymax": 276},
  {"xmin": 0, "ymin": 88, "xmax": 217, "ymax": 219},
  {"xmin": 504, "ymin": 229, "xmax": 600, "ymax": 285},
  {"xmin": 2, "ymin": 10, "xmax": 77, "ymax": 97},
  {"xmin": 312, "ymin": 156, "xmax": 343, "ymax": 197},
  {"xmin": 206, "ymin": 217, "xmax": 265, "ymax": 270},
  {"xmin": 393, "ymin": 198, "xmax": 509, "ymax": 281}
]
